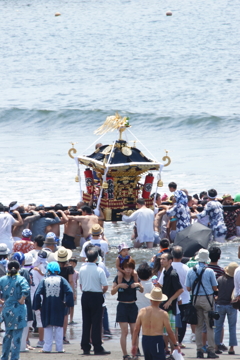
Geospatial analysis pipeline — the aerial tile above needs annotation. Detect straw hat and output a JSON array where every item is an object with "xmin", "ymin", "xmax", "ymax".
[
  {"xmin": 145, "ymin": 287, "xmax": 168, "ymax": 302},
  {"xmin": 224, "ymin": 262, "xmax": 239, "ymax": 277},
  {"xmin": 91, "ymin": 224, "xmax": 103, "ymax": 236},
  {"xmin": 54, "ymin": 247, "xmax": 72, "ymax": 262}
]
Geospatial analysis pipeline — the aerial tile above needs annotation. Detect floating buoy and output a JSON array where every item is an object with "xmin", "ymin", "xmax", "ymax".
[
  {"xmin": 166, "ymin": 11, "xmax": 172, "ymax": 16},
  {"xmin": 55, "ymin": 12, "xmax": 61, "ymax": 16}
]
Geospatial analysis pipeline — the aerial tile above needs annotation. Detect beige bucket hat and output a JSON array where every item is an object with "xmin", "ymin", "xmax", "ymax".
[
  {"xmin": 145, "ymin": 287, "xmax": 168, "ymax": 302},
  {"xmin": 54, "ymin": 246, "xmax": 72, "ymax": 262},
  {"xmin": 224, "ymin": 262, "xmax": 239, "ymax": 277}
]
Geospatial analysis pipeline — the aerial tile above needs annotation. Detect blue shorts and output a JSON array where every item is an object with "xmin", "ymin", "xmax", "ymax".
[{"xmin": 142, "ymin": 335, "xmax": 165, "ymax": 360}]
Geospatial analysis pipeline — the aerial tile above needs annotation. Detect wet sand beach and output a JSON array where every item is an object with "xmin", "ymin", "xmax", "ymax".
[{"xmin": 15, "ymin": 336, "xmax": 240, "ymax": 360}]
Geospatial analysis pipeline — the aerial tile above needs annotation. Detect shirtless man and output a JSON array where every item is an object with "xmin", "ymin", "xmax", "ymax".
[
  {"xmin": 12, "ymin": 208, "xmax": 40, "ymax": 240},
  {"xmin": 45, "ymin": 204, "xmax": 68, "ymax": 238},
  {"xmin": 62, "ymin": 207, "xmax": 80, "ymax": 249},
  {"xmin": 132, "ymin": 287, "xmax": 181, "ymax": 360},
  {"xmin": 67, "ymin": 205, "xmax": 98, "ymax": 248}
]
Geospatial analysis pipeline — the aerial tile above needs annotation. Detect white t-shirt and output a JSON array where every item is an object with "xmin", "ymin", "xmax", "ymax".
[
  {"xmin": 122, "ymin": 207, "xmax": 154, "ymax": 243},
  {"xmin": 136, "ymin": 279, "xmax": 154, "ymax": 310},
  {"xmin": 79, "ymin": 262, "xmax": 108, "ymax": 292},
  {"xmin": 80, "ymin": 238, "xmax": 109, "ymax": 260},
  {"xmin": 28, "ymin": 249, "xmax": 40, "ymax": 260},
  {"xmin": 31, "ymin": 268, "xmax": 45, "ymax": 302},
  {"xmin": 0, "ymin": 213, "xmax": 17, "ymax": 251},
  {"xmin": 159, "ymin": 262, "xmax": 190, "ymax": 305}
]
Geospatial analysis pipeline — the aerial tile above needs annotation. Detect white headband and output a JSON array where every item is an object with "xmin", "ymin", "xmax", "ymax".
[
  {"xmin": 207, "ymin": 192, "xmax": 216, "ymax": 199},
  {"xmin": 10, "ymin": 202, "xmax": 19, "ymax": 211}
]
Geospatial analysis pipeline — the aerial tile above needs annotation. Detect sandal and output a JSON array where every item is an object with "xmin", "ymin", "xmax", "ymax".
[
  {"xmin": 123, "ymin": 355, "xmax": 132, "ymax": 360},
  {"xmin": 228, "ymin": 351, "xmax": 235, "ymax": 355},
  {"xmin": 63, "ymin": 337, "xmax": 70, "ymax": 344},
  {"xmin": 27, "ymin": 345, "xmax": 35, "ymax": 350}
]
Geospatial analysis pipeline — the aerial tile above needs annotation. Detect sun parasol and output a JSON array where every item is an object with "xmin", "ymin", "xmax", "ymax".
[{"xmin": 174, "ymin": 222, "xmax": 212, "ymax": 257}]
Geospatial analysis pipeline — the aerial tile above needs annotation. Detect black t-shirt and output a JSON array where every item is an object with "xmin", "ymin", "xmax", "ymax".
[
  {"xmin": 114, "ymin": 275, "xmax": 137, "ymax": 302},
  {"xmin": 161, "ymin": 265, "xmax": 183, "ymax": 315},
  {"xmin": 60, "ymin": 265, "xmax": 74, "ymax": 283},
  {"xmin": 216, "ymin": 275, "xmax": 234, "ymax": 305}
]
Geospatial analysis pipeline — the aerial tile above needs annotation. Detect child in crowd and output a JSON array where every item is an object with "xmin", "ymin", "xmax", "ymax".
[
  {"xmin": 150, "ymin": 238, "xmax": 171, "ymax": 265},
  {"xmin": 68, "ymin": 257, "xmax": 79, "ymax": 325},
  {"xmin": 32, "ymin": 250, "xmax": 48, "ymax": 277},
  {"xmin": 116, "ymin": 243, "xmax": 138, "ymax": 285}
]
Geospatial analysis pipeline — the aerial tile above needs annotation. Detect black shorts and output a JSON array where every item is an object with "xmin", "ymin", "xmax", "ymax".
[
  {"xmin": 62, "ymin": 233, "xmax": 76, "ymax": 250},
  {"xmin": 116, "ymin": 302, "xmax": 138, "ymax": 323}
]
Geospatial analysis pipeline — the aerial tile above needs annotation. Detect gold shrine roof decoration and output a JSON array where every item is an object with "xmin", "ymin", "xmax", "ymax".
[{"xmin": 68, "ymin": 113, "xmax": 171, "ymax": 176}]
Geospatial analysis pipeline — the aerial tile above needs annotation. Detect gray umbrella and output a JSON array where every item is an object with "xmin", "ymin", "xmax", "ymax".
[{"xmin": 174, "ymin": 222, "xmax": 212, "ymax": 257}]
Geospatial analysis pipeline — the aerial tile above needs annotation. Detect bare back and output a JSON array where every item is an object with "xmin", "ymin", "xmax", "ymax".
[
  {"xmin": 46, "ymin": 223, "xmax": 61, "ymax": 237},
  {"xmin": 139, "ymin": 306, "xmax": 167, "ymax": 336},
  {"xmin": 64, "ymin": 218, "xmax": 80, "ymax": 237},
  {"xmin": 79, "ymin": 214, "xmax": 98, "ymax": 238}
]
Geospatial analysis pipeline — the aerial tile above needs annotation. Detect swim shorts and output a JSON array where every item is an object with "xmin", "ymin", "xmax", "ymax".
[
  {"xmin": 62, "ymin": 233, "xmax": 76, "ymax": 250},
  {"xmin": 142, "ymin": 335, "xmax": 165, "ymax": 360}
]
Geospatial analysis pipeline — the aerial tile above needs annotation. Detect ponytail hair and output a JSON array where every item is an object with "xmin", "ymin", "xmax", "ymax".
[{"xmin": 7, "ymin": 260, "xmax": 20, "ymax": 277}]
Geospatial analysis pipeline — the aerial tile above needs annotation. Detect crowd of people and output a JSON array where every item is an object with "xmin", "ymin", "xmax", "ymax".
[{"xmin": 0, "ymin": 183, "xmax": 240, "ymax": 360}]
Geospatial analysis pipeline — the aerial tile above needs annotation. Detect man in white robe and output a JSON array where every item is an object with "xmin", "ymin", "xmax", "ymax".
[{"xmin": 121, "ymin": 198, "xmax": 154, "ymax": 248}]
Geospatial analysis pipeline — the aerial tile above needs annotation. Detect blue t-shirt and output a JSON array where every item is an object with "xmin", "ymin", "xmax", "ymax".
[{"xmin": 185, "ymin": 263, "xmax": 217, "ymax": 295}]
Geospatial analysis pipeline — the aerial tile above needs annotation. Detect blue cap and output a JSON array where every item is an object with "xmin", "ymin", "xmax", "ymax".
[{"xmin": 12, "ymin": 252, "xmax": 25, "ymax": 265}]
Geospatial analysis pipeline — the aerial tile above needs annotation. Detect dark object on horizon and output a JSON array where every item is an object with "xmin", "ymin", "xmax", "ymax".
[
  {"xmin": 12, "ymin": 210, "xmax": 82, "ymax": 219},
  {"xmin": 160, "ymin": 203, "xmax": 240, "ymax": 212},
  {"xmin": 174, "ymin": 222, "xmax": 212, "ymax": 257}
]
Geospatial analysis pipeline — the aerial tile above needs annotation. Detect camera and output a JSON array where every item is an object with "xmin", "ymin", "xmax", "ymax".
[{"xmin": 208, "ymin": 311, "xmax": 220, "ymax": 328}]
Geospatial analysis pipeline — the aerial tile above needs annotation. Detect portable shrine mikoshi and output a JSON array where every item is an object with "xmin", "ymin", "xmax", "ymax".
[{"xmin": 68, "ymin": 113, "xmax": 171, "ymax": 221}]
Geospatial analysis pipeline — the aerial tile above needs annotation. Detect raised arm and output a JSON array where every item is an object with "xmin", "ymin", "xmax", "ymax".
[
  {"xmin": 57, "ymin": 210, "xmax": 68, "ymax": 224},
  {"xmin": 111, "ymin": 281, "xmax": 128, "ymax": 295},
  {"xmin": 154, "ymin": 209, "xmax": 166, "ymax": 232},
  {"xmin": 23, "ymin": 211, "xmax": 41, "ymax": 224},
  {"xmin": 67, "ymin": 215, "xmax": 86, "ymax": 223},
  {"xmin": 13, "ymin": 210, "xmax": 23, "ymax": 226}
]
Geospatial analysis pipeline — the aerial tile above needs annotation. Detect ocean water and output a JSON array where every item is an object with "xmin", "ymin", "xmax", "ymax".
[
  {"xmin": 1, "ymin": 0, "xmax": 240, "ymax": 342},
  {"xmin": 1, "ymin": 0, "xmax": 240, "ymax": 205}
]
